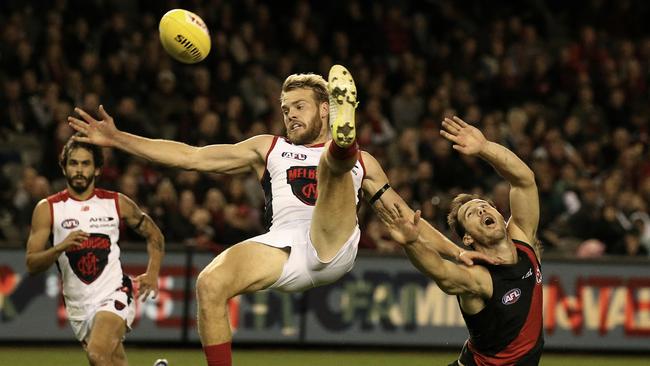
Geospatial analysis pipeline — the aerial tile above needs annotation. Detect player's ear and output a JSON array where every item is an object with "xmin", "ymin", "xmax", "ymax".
[
  {"xmin": 94, "ymin": 167, "xmax": 101, "ymax": 177},
  {"xmin": 462, "ymin": 233, "xmax": 474, "ymax": 247},
  {"xmin": 320, "ymin": 101, "xmax": 329, "ymax": 121}
]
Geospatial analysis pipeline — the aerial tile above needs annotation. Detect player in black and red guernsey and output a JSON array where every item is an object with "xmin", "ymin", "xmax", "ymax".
[{"xmin": 380, "ymin": 116, "xmax": 543, "ymax": 366}]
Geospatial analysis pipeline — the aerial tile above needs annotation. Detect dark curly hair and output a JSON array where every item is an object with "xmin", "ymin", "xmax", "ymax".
[{"xmin": 59, "ymin": 133, "xmax": 104, "ymax": 170}]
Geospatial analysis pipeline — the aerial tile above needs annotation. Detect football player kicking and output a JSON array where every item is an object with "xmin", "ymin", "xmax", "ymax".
[{"xmin": 68, "ymin": 65, "xmax": 497, "ymax": 366}]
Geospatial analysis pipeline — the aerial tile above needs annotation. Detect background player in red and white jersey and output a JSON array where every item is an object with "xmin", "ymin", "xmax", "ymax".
[
  {"xmin": 68, "ymin": 65, "xmax": 496, "ymax": 366},
  {"xmin": 25, "ymin": 134, "xmax": 165, "ymax": 366},
  {"xmin": 382, "ymin": 117, "xmax": 543, "ymax": 366}
]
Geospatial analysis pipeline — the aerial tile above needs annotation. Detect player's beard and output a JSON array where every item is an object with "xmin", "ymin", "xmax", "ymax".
[
  {"xmin": 287, "ymin": 113, "xmax": 322, "ymax": 145},
  {"xmin": 66, "ymin": 173, "xmax": 95, "ymax": 194}
]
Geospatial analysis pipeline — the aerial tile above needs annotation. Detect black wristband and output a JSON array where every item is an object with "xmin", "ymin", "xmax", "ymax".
[
  {"xmin": 369, "ymin": 183, "xmax": 391, "ymax": 205},
  {"xmin": 134, "ymin": 214, "xmax": 146, "ymax": 230}
]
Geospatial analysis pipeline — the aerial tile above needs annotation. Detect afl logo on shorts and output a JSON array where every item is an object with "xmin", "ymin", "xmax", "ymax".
[
  {"xmin": 62, "ymin": 218, "xmax": 79, "ymax": 229},
  {"xmin": 502, "ymin": 288, "xmax": 522, "ymax": 305}
]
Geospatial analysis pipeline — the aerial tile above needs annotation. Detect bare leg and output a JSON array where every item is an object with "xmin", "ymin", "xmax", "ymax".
[
  {"xmin": 310, "ymin": 142, "xmax": 359, "ymax": 261},
  {"xmin": 310, "ymin": 65, "xmax": 360, "ymax": 261},
  {"xmin": 112, "ymin": 342, "xmax": 128, "ymax": 366},
  {"xmin": 85, "ymin": 311, "xmax": 127, "ymax": 366},
  {"xmin": 196, "ymin": 242, "xmax": 288, "ymax": 364}
]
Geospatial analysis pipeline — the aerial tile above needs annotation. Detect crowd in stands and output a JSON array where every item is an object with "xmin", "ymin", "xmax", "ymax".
[{"xmin": 1, "ymin": 0, "xmax": 649, "ymax": 258}]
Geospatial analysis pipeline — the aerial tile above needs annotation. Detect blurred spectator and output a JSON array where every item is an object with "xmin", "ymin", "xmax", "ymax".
[{"xmin": 0, "ymin": 0, "xmax": 649, "ymax": 258}]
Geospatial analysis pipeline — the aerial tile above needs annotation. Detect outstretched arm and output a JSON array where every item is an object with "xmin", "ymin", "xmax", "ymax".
[
  {"xmin": 383, "ymin": 204, "xmax": 492, "ymax": 296},
  {"xmin": 68, "ymin": 106, "xmax": 273, "ymax": 175},
  {"xmin": 361, "ymin": 151, "xmax": 500, "ymax": 265},
  {"xmin": 441, "ymin": 116, "xmax": 539, "ymax": 250},
  {"xmin": 119, "ymin": 193, "xmax": 165, "ymax": 301}
]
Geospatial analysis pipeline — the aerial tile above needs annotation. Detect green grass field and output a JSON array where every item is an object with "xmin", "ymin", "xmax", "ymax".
[{"xmin": 0, "ymin": 347, "xmax": 648, "ymax": 366}]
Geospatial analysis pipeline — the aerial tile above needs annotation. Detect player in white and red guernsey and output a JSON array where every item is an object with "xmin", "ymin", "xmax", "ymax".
[
  {"xmin": 25, "ymin": 135, "xmax": 165, "ymax": 366},
  {"xmin": 69, "ymin": 65, "xmax": 496, "ymax": 366}
]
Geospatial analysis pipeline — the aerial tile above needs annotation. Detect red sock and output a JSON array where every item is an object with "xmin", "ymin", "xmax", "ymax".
[
  {"xmin": 203, "ymin": 342, "xmax": 232, "ymax": 366},
  {"xmin": 328, "ymin": 141, "xmax": 358, "ymax": 160}
]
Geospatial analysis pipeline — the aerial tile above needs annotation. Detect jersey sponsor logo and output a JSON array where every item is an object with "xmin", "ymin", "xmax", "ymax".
[
  {"xmin": 81, "ymin": 206, "xmax": 90, "ymax": 212},
  {"xmin": 89, "ymin": 216, "xmax": 117, "ymax": 229},
  {"xmin": 64, "ymin": 233, "xmax": 111, "ymax": 284},
  {"xmin": 535, "ymin": 267, "xmax": 543, "ymax": 284},
  {"xmin": 522, "ymin": 268, "xmax": 533, "ymax": 279},
  {"xmin": 286, "ymin": 166, "xmax": 318, "ymax": 205},
  {"xmin": 61, "ymin": 218, "xmax": 79, "ymax": 229},
  {"xmin": 90, "ymin": 216, "xmax": 114, "ymax": 222},
  {"xmin": 502, "ymin": 288, "xmax": 522, "ymax": 305},
  {"xmin": 281, "ymin": 151, "xmax": 308, "ymax": 161}
]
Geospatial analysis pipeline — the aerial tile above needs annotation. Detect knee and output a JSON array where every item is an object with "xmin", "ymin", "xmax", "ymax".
[
  {"xmin": 196, "ymin": 267, "xmax": 233, "ymax": 305},
  {"xmin": 86, "ymin": 344, "xmax": 112, "ymax": 365}
]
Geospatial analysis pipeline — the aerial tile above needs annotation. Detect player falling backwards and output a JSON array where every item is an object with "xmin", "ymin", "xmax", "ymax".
[
  {"xmin": 26, "ymin": 135, "xmax": 165, "ymax": 366},
  {"xmin": 69, "ymin": 65, "xmax": 497, "ymax": 366},
  {"xmin": 382, "ymin": 117, "xmax": 543, "ymax": 366}
]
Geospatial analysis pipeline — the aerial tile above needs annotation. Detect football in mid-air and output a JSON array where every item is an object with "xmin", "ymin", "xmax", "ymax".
[{"xmin": 159, "ymin": 9, "xmax": 211, "ymax": 64}]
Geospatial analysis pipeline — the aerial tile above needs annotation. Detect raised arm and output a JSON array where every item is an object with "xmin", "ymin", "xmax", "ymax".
[
  {"xmin": 361, "ymin": 151, "xmax": 500, "ymax": 265},
  {"xmin": 119, "ymin": 193, "xmax": 165, "ymax": 301},
  {"xmin": 25, "ymin": 200, "xmax": 89, "ymax": 274},
  {"xmin": 68, "ymin": 106, "xmax": 273, "ymax": 176},
  {"xmin": 441, "ymin": 116, "xmax": 539, "ymax": 246}
]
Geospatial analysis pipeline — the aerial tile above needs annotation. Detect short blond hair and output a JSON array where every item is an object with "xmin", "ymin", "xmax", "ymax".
[{"xmin": 281, "ymin": 73, "xmax": 328, "ymax": 104}]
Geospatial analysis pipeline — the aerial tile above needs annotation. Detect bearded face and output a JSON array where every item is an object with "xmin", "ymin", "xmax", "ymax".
[
  {"xmin": 66, "ymin": 170, "xmax": 96, "ymax": 194},
  {"xmin": 281, "ymin": 88, "xmax": 326, "ymax": 145},
  {"xmin": 287, "ymin": 109, "xmax": 322, "ymax": 145},
  {"xmin": 63, "ymin": 148, "xmax": 99, "ymax": 195}
]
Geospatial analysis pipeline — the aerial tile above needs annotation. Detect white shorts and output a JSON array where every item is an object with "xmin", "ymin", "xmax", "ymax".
[
  {"xmin": 68, "ymin": 284, "xmax": 136, "ymax": 343},
  {"xmin": 249, "ymin": 225, "xmax": 360, "ymax": 292}
]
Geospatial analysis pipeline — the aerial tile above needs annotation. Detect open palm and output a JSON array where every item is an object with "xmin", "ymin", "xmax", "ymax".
[
  {"xmin": 376, "ymin": 203, "xmax": 421, "ymax": 245},
  {"xmin": 67, "ymin": 105, "xmax": 119, "ymax": 147},
  {"xmin": 440, "ymin": 116, "xmax": 487, "ymax": 156}
]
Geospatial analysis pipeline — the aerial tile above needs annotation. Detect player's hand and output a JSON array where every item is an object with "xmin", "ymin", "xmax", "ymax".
[
  {"xmin": 56, "ymin": 230, "xmax": 89, "ymax": 252},
  {"xmin": 67, "ymin": 105, "xmax": 119, "ymax": 147},
  {"xmin": 456, "ymin": 249, "xmax": 504, "ymax": 266},
  {"xmin": 377, "ymin": 203, "xmax": 421, "ymax": 245},
  {"xmin": 440, "ymin": 116, "xmax": 487, "ymax": 156},
  {"xmin": 134, "ymin": 272, "xmax": 159, "ymax": 301}
]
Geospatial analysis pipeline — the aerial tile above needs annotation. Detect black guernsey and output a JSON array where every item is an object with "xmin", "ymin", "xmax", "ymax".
[{"xmin": 457, "ymin": 239, "xmax": 544, "ymax": 366}]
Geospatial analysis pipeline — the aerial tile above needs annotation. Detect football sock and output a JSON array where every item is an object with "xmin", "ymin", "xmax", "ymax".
[
  {"xmin": 203, "ymin": 342, "xmax": 232, "ymax": 366},
  {"xmin": 328, "ymin": 141, "xmax": 358, "ymax": 161}
]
